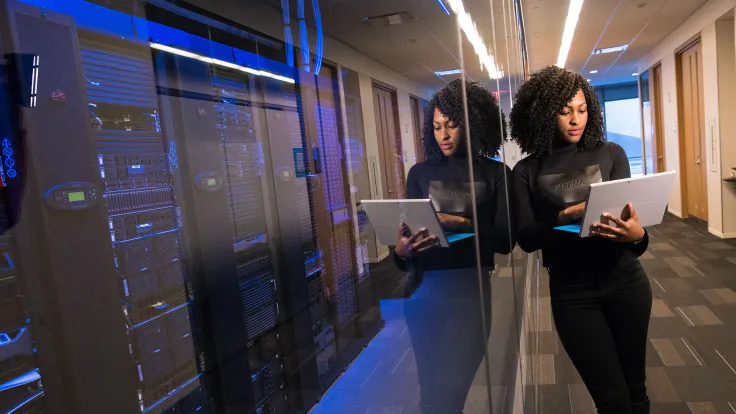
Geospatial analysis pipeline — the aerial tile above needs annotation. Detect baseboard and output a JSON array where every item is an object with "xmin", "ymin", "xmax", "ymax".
[
  {"xmin": 367, "ymin": 250, "xmax": 390, "ymax": 264},
  {"xmin": 709, "ymin": 228, "xmax": 736, "ymax": 239},
  {"xmin": 668, "ymin": 208, "xmax": 683, "ymax": 218}
]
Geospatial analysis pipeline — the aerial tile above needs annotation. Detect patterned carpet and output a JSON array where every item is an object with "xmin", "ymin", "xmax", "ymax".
[
  {"xmin": 530, "ymin": 214, "xmax": 736, "ymax": 414},
  {"xmin": 310, "ymin": 214, "xmax": 736, "ymax": 413}
]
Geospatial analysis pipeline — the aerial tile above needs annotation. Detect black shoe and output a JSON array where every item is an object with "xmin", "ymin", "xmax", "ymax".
[{"xmin": 632, "ymin": 398, "xmax": 650, "ymax": 414}]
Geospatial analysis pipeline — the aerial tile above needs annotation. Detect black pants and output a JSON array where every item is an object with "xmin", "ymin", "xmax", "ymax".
[
  {"xmin": 550, "ymin": 261, "xmax": 652, "ymax": 414},
  {"xmin": 404, "ymin": 267, "xmax": 492, "ymax": 413}
]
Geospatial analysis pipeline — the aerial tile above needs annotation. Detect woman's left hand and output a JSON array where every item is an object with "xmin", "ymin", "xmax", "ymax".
[
  {"xmin": 590, "ymin": 203, "xmax": 646, "ymax": 243},
  {"xmin": 437, "ymin": 213, "xmax": 471, "ymax": 232}
]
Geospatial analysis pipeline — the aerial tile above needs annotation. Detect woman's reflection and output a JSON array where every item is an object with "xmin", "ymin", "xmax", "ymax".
[{"xmin": 393, "ymin": 79, "xmax": 512, "ymax": 412}]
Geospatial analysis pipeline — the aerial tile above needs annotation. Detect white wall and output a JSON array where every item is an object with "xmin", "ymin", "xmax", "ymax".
[
  {"xmin": 716, "ymin": 18, "xmax": 736, "ymax": 237},
  {"xmin": 637, "ymin": 0, "xmax": 736, "ymax": 237},
  {"xmin": 701, "ymin": 23, "xmax": 723, "ymax": 234}
]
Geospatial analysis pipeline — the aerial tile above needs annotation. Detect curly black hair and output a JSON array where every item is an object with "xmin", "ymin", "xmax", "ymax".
[
  {"xmin": 423, "ymin": 79, "xmax": 505, "ymax": 163},
  {"xmin": 509, "ymin": 66, "xmax": 605, "ymax": 158}
]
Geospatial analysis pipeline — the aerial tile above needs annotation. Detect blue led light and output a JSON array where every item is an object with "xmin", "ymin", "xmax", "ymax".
[
  {"xmin": 2, "ymin": 138, "xmax": 17, "ymax": 179},
  {"xmin": 435, "ymin": 0, "xmax": 451, "ymax": 15},
  {"xmin": 312, "ymin": 0, "xmax": 324, "ymax": 75},
  {"xmin": 168, "ymin": 142, "xmax": 179, "ymax": 173}
]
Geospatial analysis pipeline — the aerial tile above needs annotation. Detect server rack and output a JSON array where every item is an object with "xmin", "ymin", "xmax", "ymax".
[
  {"xmin": 0, "ymin": 2, "xmax": 143, "ymax": 413},
  {"xmin": 0, "ymin": 58, "xmax": 43, "ymax": 414},
  {"xmin": 0, "ymin": 1, "xmax": 382, "ymax": 412},
  {"xmin": 77, "ymin": 33, "xmax": 210, "ymax": 413},
  {"xmin": 154, "ymin": 51, "xmax": 289, "ymax": 413}
]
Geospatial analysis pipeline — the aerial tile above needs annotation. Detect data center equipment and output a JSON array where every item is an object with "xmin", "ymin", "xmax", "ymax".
[{"xmin": 0, "ymin": 0, "xmax": 383, "ymax": 412}]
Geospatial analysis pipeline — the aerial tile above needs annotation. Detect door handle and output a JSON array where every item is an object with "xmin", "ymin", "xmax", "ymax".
[
  {"xmin": 657, "ymin": 156, "xmax": 663, "ymax": 160},
  {"xmin": 312, "ymin": 145, "xmax": 322, "ymax": 174}
]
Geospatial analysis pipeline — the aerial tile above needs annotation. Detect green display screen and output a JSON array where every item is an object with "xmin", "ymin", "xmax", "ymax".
[
  {"xmin": 68, "ymin": 191, "xmax": 86, "ymax": 202},
  {"xmin": 207, "ymin": 178, "xmax": 217, "ymax": 186}
]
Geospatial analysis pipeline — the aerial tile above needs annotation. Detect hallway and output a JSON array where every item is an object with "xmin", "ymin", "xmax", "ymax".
[
  {"xmin": 311, "ymin": 215, "xmax": 736, "ymax": 413},
  {"xmin": 532, "ymin": 214, "xmax": 736, "ymax": 413}
]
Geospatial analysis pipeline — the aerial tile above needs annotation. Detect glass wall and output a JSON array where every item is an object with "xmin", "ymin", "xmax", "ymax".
[{"xmin": 0, "ymin": 0, "xmax": 527, "ymax": 413}]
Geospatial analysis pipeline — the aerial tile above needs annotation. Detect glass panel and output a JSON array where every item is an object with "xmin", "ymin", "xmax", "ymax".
[
  {"xmin": 455, "ymin": 0, "xmax": 528, "ymax": 412},
  {"xmin": 0, "ymin": 0, "xmax": 527, "ymax": 413}
]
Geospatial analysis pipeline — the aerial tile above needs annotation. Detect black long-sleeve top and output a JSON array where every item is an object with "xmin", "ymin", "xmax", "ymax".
[
  {"xmin": 511, "ymin": 142, "xmax": 648, "ymax": 275},
  {"xmin": 395, "ymin": 156, "xmax": 513, "ymax": 271}
]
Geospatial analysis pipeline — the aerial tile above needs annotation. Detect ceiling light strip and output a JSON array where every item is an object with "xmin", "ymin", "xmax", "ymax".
[
  {"xmin": 434, "ymin": 69, "xmax": 463, "ymax": 76},
  {"xmin": 150, "ymin": 43, "xmax": 295, "ymax": 84},
  {"xmin": 445, "ymin": 0, "xmax": 504, "ymax": 79},
  {"xmin": 556, "ymin": 0, "xmax": 584, "ymax": 68}
]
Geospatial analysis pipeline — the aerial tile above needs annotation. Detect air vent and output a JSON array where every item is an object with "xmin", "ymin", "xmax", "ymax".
[{"xmin": 364, "ymin": 12, "xmax": 415, "ymax": 27}]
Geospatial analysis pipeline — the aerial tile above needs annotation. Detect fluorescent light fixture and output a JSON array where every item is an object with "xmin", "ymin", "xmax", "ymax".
[
  {"xmin": 150, "ymin": 43, "xmax": 295, "ymax": 84},
  {"xmin": 556, "ymin": 0, "xmax": 584, "ymax": 68},
  {"xmin": 435, "ymin": 69, "xmax": 463, "ymax": 76},
  {"xmin": 593, "ymin": 45, "xmax": 628, "ymax": 55},
  {"xmin": 435, "ymin": 0, "xmax": 451, "ymax": 15},
  {"xmin": 632, "ymin": 72, "xmax": 639, "ymax": 76},
  {"xmin": 445, "ymin": 0, "xmax": 504, "ymax": 79},
  {"xmin": 589, "ymin": 70, "xmax": 598, "ymax": 74}
]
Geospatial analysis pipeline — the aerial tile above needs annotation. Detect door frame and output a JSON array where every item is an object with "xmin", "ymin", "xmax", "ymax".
[{"xmin": 651, "ymin": 63, "xmax": 666, "ymax": 173}]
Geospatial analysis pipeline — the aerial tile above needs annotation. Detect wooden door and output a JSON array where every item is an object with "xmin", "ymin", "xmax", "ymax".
[
  {"xmin": 372, "ymin": 84, "xmax": 405, "ymax": 199},
  {"xmin": 651, "ymin": 64, "xmax": 666, "ymax": 173},
  {"xmin": 410, "ymin": 96, "xmax": 425, "ymax": 163},
  {"xmin": 677, "ymin": 41, "xmax": 708, "ymax": 220}
]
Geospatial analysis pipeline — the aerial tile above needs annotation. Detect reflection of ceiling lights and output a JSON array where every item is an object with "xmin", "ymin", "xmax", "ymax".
[
  {"xmin": 443, "ymin": 0, "xmax": 504, "ymax": 79},
  {"xmin": 435, "ymin": 0, "xmax": 451, "ymax": 15},
  {"xmin": 435, "ymin": 69, "xmax": 463, "ymax": 76},
  {"xmin": 593, "ymin": 45, "xmax": 628, "ymax": 55},
  {"xmin": 632, "ymin": 73, "xmax": 639, "ymax": 76},
  {"xmin": 589, "ymin": 70, "xmax": 598, "ymax": 74},
  {"xmin": 557, "ymin": 0, "xmax": 584, "ymax": 68},
  {"xmin": 150, "ymin": 43, "xmax": 295, "ymax": 83}
]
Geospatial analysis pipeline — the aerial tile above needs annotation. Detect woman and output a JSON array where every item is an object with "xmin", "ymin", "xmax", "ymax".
[
  {"xmin": 393, "ymin": 79, "xmax": 512, "ymax": 412},
  {"xmin": 509, "ymin": 66, "xmax": 652, "ymax": 414}
]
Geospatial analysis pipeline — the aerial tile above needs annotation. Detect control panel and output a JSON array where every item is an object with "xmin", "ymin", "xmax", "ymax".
[
  {"xmin": 194, "ymin": 172, "xmax": 225, "ymax": 192},
  {"xmin": 44, "ymin": 182, "xmax": 100, "ymax": 211}
]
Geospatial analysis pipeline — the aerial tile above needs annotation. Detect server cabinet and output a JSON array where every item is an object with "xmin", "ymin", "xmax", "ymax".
[
  {"xmin": 0, "ymin": 2, "xmax": 142, "ymax": 413},
  {"xmin": 77, "ymin": 32, "xmax": 210, "ymax": 414},
  {"xmin": 154, "ymin": 51, "xmax": 289, "ymax": 413},
  {"xmin": 0, "ymin": 34, "xmax": 45, "ymax": 414},
  {"xmin": 0, "ymin": 1, "xmax": 382, "ymax": 412}
]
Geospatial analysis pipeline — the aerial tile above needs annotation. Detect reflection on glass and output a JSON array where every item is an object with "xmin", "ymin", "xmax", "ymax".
[{"xmin": 0, "ymin": 0, "xmax": 532, "ymax": 412}]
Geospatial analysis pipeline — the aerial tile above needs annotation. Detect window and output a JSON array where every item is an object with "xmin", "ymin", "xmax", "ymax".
[{"xmin": 604, "ymin": 98, "xmax": 643, "ymax": 176}]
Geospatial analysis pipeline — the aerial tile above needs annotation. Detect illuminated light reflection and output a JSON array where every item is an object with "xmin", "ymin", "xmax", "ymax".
[
  {"xmin": 434, "ymin": 69, "xmax": 463, "ymax": 76},
  {"xmin": 557, "ymin": 0, "xmax": 584, "ymax": 68},
  {"xmin": 150, "ymin": 43, "xmax": 295, "ymax": 84},
  {"xmin": 312, "ymin": 0, "xmax": 324, "ymax": 75},
  {"xmin": 444, "ymin": 0, "xmax": 504, "ymax": 79}
]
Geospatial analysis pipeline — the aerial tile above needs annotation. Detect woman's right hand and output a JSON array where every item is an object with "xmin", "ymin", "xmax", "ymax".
[
  {"xmin": 394, "ymin": 223, "xmax": 439, "ymax": 259},
  {"xmin": 558, "ymin": 202, "xmax": 587, "ymax": 225}
]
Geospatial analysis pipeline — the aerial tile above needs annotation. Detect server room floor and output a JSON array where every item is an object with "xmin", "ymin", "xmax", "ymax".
[
  {"xmin": 310, "ymin": 259, "xmax": 522, "ymax": 414},
  {"xmin": 311, "ymin": 215, "xmax": 736, "ymax": 414}
]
